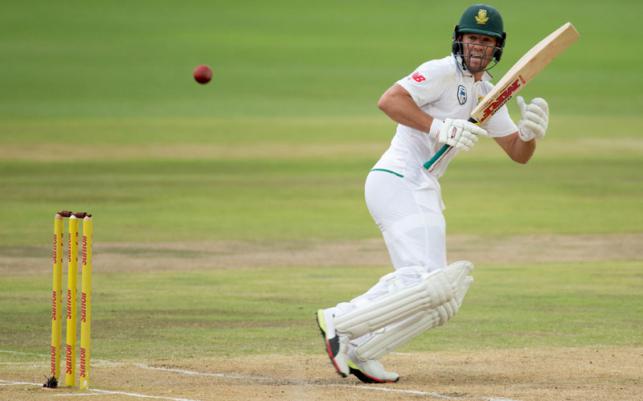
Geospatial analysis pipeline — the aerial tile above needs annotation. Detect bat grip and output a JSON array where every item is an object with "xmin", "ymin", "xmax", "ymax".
[
  {"xmin": 423, "ymin": 145, "xmax": 450, "ymax": 169},
  {"xmin": 423, "ymin": 117, "xmax": 478, "ymax": 170}
]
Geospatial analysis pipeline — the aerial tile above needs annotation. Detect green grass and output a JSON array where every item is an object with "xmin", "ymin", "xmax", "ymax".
[
  {"xmin": 2, "ymin": 1, "xmax": 643, "ymax": 118},
  {"xmin": 0, "ymin": 150, "xmax": 640, "ymax": 245},
  {"xmin": 1, "ymin": 262, "xmax": 640, "ymax": 361},
  {"xmin": 0, "ymin": 0, "xmax": 642, "ymax": 367}
]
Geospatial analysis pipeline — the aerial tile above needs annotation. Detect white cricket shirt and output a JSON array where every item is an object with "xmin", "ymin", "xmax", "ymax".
[{"xmin": 373, "ymin": 54, "xmax": 517, "ymax": 184}]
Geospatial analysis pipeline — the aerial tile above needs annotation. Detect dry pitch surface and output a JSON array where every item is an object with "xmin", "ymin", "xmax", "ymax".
[
  {"xmin": 1, "ymin": 234, "xmax": 641, "ymax": 401},
  {"xmin": 2, "ymin": 347, "xmax": 641, "ymax": 401}
]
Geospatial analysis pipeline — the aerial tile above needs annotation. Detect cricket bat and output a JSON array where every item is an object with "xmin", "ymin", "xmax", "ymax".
[{"xmin": 423, "ymin": 22, "xmax": 580, "ymax": 170}]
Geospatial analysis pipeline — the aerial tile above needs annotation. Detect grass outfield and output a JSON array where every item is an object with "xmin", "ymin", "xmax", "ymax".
[
  {"xmin": 0, "ymin": 116, "xmax": 641, "ymax": 245},
  {"xmin": 1, "ymin": 261, "xmax": 641, "ymax": 361},
  {"xmin": 0, "ymin": 1, "xmax": 642, "ymax": 400}
]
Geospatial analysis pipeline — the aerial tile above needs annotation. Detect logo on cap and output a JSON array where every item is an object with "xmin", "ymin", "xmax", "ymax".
[{"xmin": 475, "ymin": 9, "xmax": 489, "ymax": 25}]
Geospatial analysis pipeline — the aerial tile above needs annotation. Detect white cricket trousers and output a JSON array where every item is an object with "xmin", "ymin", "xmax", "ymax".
[
  {"xmin": 334, "ymin": 170, "xmax": 446, "ymax": 317},
  {"xmin": 365, "ymin": 170, "xmax": 446, "ymax": 273}
]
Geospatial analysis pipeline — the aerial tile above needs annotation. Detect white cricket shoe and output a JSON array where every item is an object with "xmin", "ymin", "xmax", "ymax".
[
  {"xmin": 348, "ymin": 357, "xmax": 399, "ymax": 383},
  {"xmin": 316, "ymin": 309, "xmax": 349, "ymax": 377}
]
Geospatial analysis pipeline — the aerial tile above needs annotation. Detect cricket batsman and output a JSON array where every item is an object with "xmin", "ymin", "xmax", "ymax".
[{"xmin": 316, "ymin": 4, "xmax": 549, "ymax": 383}]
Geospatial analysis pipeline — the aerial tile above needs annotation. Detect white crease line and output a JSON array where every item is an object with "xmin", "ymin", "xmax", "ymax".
[
  {"xmin": 485, "ymin": 399, "xmax": 521, "ymax": 401},
  {"xmin": 135, "ymin": 363, "xmax": 273, "ymax": 382},
  {"xmin": 0, "ymin": 379, "xmax": 200, "ymax": 401},
  {"xmin": 53, "ymin": 393, "xmax": 104, "ymax": 397},
  {"xmin": 336, "ymin": 385, "xmax": 522, "ymax": 401},
  {"xmin": 92, "ymin": 359, "xmax": 126, "ymax": 367},
  {"xmin": 332, "ymin": 383, "xmax": 460, "ymax": 399},
  {"xmin": 90, "ymin": 389, "xmax": 199, "ymax": 401},
  {"xmin": 0, "ymin": 362, "xmax": 46, "ymax": 366},
  {"xmin": 0, "ymin": 380, "xmax": 42, "ymax": 386},
  {"xmin": 0, "ymin": 350, "xmax": 44, "ymax": 357}
]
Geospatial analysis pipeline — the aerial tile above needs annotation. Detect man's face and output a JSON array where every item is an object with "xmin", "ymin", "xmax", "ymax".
[{"xmin": 461, "ymin": 33, "xmax": 497, "ymax": 73}]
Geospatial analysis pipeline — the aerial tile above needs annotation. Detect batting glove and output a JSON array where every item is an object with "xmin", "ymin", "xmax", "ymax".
[
  {"xmin": 430, "ymin": 118, "xmax": 488, "ymax": 151},
  {"xmin": 517, "ymin": 96, "xmax": 549, "ymax": 141}
]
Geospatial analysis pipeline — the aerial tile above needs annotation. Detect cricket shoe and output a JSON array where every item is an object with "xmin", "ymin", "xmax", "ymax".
[
  {"xmin": 316, "ymin": 309, "xmax": 349, "ymax": 377},
  {"xmin": 347, "ymin": 357, "xmax": 399, "ymax": 383}
]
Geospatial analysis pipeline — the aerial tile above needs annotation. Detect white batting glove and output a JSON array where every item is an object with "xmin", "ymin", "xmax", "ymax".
[
  {"xmin": 430, "ymin": 118, "xmax": 488, "ymax": 151},
  {"xmin": 517, "ymin": 96, "xmax": 549, "ymax": 141}
]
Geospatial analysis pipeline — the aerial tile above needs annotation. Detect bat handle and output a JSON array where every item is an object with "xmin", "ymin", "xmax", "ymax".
[
  {"xmin": 423, "ymin": 144, "xmax": 450, "ymax": 169},
  {"xmin": 422, "ymin": 117, "xmax": 478, "ymax": 170}
]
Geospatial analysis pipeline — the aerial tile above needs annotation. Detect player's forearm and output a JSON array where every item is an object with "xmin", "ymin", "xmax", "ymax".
[
  {"xmin": 378, "ymin": 86, "xmax": 433, "ymax": 132},
  {"xmin": 497, "ymin": 132, "xmax": 536, "ymax": 164}
]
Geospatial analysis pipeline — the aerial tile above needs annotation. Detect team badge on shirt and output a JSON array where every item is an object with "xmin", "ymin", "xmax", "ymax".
[{"xmin": 457, "ymin": 85, "xmax": 467, "ymax": 105}]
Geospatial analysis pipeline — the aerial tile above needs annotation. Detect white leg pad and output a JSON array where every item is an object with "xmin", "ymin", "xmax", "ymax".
[
  {"xmin": 443, "ymin": 260, "xmax": 474, "ymax": 287},
  {"xmin": 334, "ymin": 263, "xmax": 471, "ymax": 339},
  {"xmin": 354, "ymin": 271, "xmax": 473, "ymax": 361}
]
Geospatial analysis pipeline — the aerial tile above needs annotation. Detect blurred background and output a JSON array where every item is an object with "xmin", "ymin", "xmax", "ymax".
[{"xmin": 1, "ymin": 0, "xmax": 641, "ymax": 246}]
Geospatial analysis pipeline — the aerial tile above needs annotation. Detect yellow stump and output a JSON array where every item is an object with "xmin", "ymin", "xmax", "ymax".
[
  {"xmin": 65, "ymin": 215, "xmax": 79, "ymax": 387},
  {"xmin": 79, "ymin": 216, "xmax": 93, "ymax": 390},
  {"xmin": 50, "ymin": 213, "xmax": 64, "ymax": 380}
]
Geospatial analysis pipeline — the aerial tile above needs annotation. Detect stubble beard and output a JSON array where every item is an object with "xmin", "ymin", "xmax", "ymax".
[{"xmin": 463, "ymin": 44, "xmax": 495, "ymax": 73}]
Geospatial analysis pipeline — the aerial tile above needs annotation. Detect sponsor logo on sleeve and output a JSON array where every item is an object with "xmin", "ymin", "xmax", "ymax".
[{"xmin": 411, "ymin": 71, "xmax": 426, "ymax": 83}]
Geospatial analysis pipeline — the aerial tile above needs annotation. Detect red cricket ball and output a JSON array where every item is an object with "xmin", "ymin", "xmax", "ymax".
[{"xmin": 193, "ymin": 65, "xmax": 213, "ymax": 84}]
